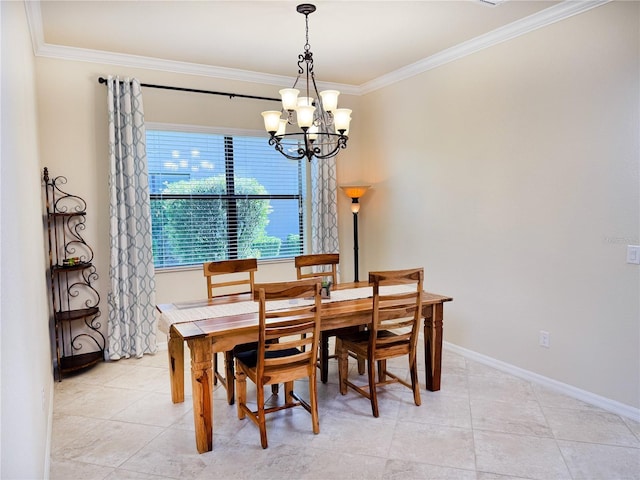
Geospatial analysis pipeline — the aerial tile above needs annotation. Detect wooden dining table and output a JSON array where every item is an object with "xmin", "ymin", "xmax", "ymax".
[{"xmin": 157, "ymin": 281, "xmax": 452, "ymax": 453}]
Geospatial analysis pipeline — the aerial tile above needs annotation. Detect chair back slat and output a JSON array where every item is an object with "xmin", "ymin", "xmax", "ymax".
[
  {"xmin": 203, "ymin": 258, "xmax": 257, "ymax": 298},
  {"xmin": 295, "ymin": 253, "xmax": 339, "ymax": 285}
]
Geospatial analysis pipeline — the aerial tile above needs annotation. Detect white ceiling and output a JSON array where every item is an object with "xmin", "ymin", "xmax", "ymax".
[{"xmin": 31, "ymin": 1, "xmax": 605, "ymax": 91}]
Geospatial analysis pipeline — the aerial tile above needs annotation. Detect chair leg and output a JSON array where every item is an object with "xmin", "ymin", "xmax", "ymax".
[
  {"xmin": 224, "ymin": 350, "xmax": 235, "ymax": 405},
  {"xmin": 319, "ymin": 332, "xmax": 329, "ymax": 384},
  {"xmin": 309, "ymin": 373, "xmax": 320, "ymax": 434},
  {"xmin": 284, "ymin": 380, "xmax": 295, "ymax": 405},
  {"xmin": 212, "ymin": 352, "xmax": 219, "ymax": 385},
  {"xmin": 236, "ymin": 366, "xmax": 247, "ymax": 420},
  {"xmin": 336, "ymin": 339, "xmax": 348, "ymax": 395},
  {"xmin": 410, "ymin": 354, "xmax": 421, "ymax": 407},
  {"xmin": 368, "ymin": 357, "xmax": 379, "ymax": 418},
  {"xmin": 377, "ymin": 359, "xmax": 387, "ymax": 383},
  {"xmin": 257, "ymin": 382, "xmax": 268, "ymax": 449},
  {"xmin": 357, "ymin": 355, "xmax": 365, "ymax": 375}
]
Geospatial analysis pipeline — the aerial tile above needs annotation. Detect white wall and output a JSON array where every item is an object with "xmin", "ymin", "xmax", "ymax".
[
  {"xmin": 358, "ymin": 1, "xmax": 639, "ymax": 410},
  {"xmin": 1, "ymin": 2, "xmax": 54, "ymax": 478}
]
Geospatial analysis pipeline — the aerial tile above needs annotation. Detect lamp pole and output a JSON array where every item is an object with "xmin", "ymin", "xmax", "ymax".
[
  {"xmin": 351, "ymin": 198, "xmax": 361, "ymax": 282},
  {"xmin": 340, "ymin": 185, "xmax": 371, "ymax": 283}
]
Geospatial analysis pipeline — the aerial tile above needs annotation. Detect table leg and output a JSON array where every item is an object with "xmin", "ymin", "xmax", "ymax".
[
  {"xmin": 319, "ymin": 332, "xmax": 329, "ymax": 383},
  {"xmin": 187, "ymin": 337, "xmax": 213, "ymax": 453},
  {"xmin": 423, "ymin": 302, "xmax": 443, "ymax": 391},
  {"xmin": 168, "ymin": 329, "xmax": 184, "ymax": 403}
]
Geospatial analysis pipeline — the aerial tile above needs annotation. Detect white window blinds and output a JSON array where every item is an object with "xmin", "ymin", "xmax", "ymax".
[{"xmin": 147, "ymin": 128, "xmax": 306, "ymax": 268}]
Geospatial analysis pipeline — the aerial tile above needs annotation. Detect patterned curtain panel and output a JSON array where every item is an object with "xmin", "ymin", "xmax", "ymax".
[
  {"xmin": 106, "ymin": 76, "xmax": 157, "ymax": 359},
  {"xmin": 310, "ymin": 154, "xmax": 340, "ymax": 257}
]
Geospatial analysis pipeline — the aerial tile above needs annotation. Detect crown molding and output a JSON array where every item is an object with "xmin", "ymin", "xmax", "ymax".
[
  {"xmin": 24, "ymin": 0, "xmax": 44, "ymax": 56},
  {"xmin": 31, "ymin": 40, "xmax": 362, "ymax": 96},
  {"xmin": 26, "ymin": 0, "xmax": 609, "ymax": 97},
  {"xmin": 360, "ymin": 0, "xmax": 610, "ymax": 94}
]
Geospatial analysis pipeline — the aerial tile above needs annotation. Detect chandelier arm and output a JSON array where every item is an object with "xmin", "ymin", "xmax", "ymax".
[
  {"xmin": 270, "ymin": 131, "xmax": 348, "ymax": 161},
  {"xmin": 311, "ymin": 135, "xmax": 348, "ymax": 160},
  {"xmin": 268, "ymin": 135, "xmax": 309, "ymax": 161}
]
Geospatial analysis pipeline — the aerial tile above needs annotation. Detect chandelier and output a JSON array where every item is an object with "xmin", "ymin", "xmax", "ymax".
[{"xmin": 261, "ymin": 3, "xmax": 352, "ymax": 162}]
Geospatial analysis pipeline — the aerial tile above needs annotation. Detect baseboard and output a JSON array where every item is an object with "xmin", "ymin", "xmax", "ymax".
[
  {"xmin": 43, "ymin": 381, "xmax": 55, "ymax": 479},
  {"xmin": 444, "ymin": 341, "xmax": 640, "ymax": 422}
]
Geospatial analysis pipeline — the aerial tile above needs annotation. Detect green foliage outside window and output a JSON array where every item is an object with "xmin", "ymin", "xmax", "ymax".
[{"xmin": 151, "ymin": 175, "xmax": 275, "ymax": 266}]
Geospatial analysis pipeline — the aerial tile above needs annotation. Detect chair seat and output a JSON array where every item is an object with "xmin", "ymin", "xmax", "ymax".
[
  {"xmin": 232, "ymin": 342, "xmax": 258, "ymax": 356},
  {"xmin": 236, "ymin": 347, "xmax": 302, "ymax": 369},
  {"xmin": 338, "ymin": 330, "xmax": 402, "ymax": 350}
]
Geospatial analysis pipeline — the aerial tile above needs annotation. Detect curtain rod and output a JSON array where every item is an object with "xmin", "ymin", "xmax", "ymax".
[{"xmin": 97, "ymin": 77, "xmax": 279, "ymax": 103}]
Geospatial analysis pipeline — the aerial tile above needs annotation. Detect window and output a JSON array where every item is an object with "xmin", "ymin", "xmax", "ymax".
[{"xmin": 147, "ymin": 127, "xmax": 307, "ymax": 269}]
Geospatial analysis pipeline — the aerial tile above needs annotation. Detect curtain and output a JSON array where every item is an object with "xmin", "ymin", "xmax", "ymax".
[
  {"xmin": 310, "ymin": 154, "xmax": 340, "ymax": 256},
  {"xmin": 106, "ymin": 76, "xmax": 157, "ymax": 359}
]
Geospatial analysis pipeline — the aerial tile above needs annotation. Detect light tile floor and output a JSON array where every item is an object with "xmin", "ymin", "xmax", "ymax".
[{"xmin": 50, "ymin": 344, "xmax": 640, "ymax": 480}]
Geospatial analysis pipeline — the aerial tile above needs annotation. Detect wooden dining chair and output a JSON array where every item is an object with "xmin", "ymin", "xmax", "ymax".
[
  {"xmin": 203, "ymin": 258, "xmax": 258, "ymax": 405},
  {"xmin": 295, "ymin": 253, "xmax": 339, "ymax": 285},
  {"xmin": 295, "ymin": 253, "xmax": 364, "ymax": 382},
  {"xmin": 235, "ymin": 278, "xmax": 322, "ymax": 449},
  {"xmin": 336, "ymin": 267, "xmax": 424, "ymax": 417}
]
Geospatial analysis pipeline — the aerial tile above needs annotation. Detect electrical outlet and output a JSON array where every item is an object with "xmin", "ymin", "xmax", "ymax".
[
  {"xmin": 539, "ymin": 330, "xmax": 550, "ymax": 348},
  {"xmin": 627, "ymin": 245, "xmax": 640, "ymax": 264}
]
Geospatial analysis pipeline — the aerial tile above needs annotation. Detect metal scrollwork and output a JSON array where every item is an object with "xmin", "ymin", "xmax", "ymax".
[{"xmin": 44, "ymin": 167, "xmax": 104, "ymax": 381}]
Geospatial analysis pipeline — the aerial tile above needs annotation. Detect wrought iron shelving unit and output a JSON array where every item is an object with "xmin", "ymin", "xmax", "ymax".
[{"xmin": 43, "ymin": 167, "xmax": 105, "ymax": 380}]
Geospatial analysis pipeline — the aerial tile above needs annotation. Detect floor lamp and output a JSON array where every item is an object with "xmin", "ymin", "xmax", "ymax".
[{"xmin": 340, "ymin": 185, "xmax": 371, "ymax": 282}]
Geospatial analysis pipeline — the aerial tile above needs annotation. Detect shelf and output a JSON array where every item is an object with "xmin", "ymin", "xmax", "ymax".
[
  {"xmin": 59, "ymin": 351, "xmax": 103, "ymax": 375},
  {"xmin": 54, "ymin": 306, "xmax": 100, "ymax": 322},
  {"xmin": 45, "ymin": 168, "xmax": 105, "ymax": 382},
  {"xmin": 48, "ymin": 211, "xmax": 86, "ymax": 218},
  {"xmin": 52, "ymin": 262, "xmax": 93, "ymax": 273}
]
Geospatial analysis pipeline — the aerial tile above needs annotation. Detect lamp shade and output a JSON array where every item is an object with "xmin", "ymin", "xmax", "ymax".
[
  {"xmin": 275, "ymin": 119, "xmax": 287, "ymax": 137},
  {"xmin": 262, "ymin": 111, "xmax": 283, "ymax": 134},
  {"xmin": 333, "ymin": 108, "xmax": 352, "ymax": 133},
  {"xmin": 296, "ymin": 105, "xmax": 316, "ymax": 128},
  {"xmin": 279, "ymin": 88, "xmax": 300, "ymax": 111},
  {"xmin": 341, "ymin": 185, "xmax": 371, "ymax": 199},
  {"xmin": 308, "ymin": 124, "xmax": 319, "ymax": 141},
  {"xmin": 319, "ymin": 90, "xmax": 340, "ymax": 112},
  {"xmin": 297, "ymin": 96, "xmax": 314, "ymax": 107}
]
